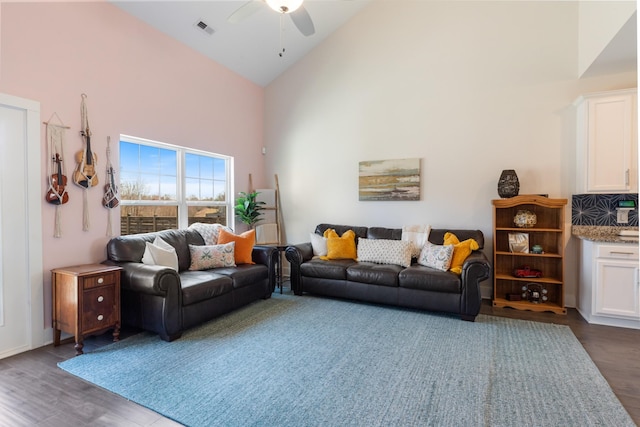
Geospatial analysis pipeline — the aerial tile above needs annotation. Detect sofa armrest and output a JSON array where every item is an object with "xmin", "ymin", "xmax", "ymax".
[
  {"xmin": 111, "ymin": 261, "xmax": 182, "ymax": 297},
  {"xmin": 253, "ymin": 245, "xmax": 278, "ymax": 293},
  {"xmin": 459, "ymin": 251, "xmax": 491, "ymax": 320},
  {"xmin": 285, "ymin": 243, "xmax": 313, "ymax": 295}
]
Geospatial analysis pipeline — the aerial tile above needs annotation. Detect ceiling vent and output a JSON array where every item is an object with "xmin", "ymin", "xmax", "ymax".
[{"xmin": 194, "ymin": 20, "xmax": 215, "ymax": 36}]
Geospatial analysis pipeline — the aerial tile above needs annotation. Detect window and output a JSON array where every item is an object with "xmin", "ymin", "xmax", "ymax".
[{"xmin": 119, "ymin": 135, "xmax": 233, "ymax": 235}]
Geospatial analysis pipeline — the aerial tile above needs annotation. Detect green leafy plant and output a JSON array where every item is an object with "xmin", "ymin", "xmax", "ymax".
[{"xmin": 234, "ymin": 191, "xmax": 265, "ymax": 228}]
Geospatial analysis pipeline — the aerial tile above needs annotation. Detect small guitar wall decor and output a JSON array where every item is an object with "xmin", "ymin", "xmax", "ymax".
[
  {"xmin": 73, "ymin": 94, "xmax": 98, "ymax": 189},
  {"xmin": 74, "ymin": 93, "xmax": 97, "ymax": 231},
  {"xmin": 103, "ymin": 136, "xmax": 120, "ymax": 237}
]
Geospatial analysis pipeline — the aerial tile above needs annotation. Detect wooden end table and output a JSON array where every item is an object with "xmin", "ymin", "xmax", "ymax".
[{"xmin": 51, "ymin": 264, "xmax": 122, "ymax": 355}]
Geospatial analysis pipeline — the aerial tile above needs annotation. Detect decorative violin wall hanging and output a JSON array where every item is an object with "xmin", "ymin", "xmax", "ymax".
[
  {"xmin": 43, "ymin": 113, "xmax": 70, "ymax": 237},
  {"xmin": 74, "ymin": 93, "xmax": 97, "ymax": 231},
  {"xmin": 46, "ymin": 153, "xmax": 69, "ymax": 205}
]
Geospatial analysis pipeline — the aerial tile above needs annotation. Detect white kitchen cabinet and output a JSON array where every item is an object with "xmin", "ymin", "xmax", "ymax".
[
  {"xmin": 575, "ymin": 88, "xmax": 637, "ymax": 193},
  {"xmin": 578, "ymin": 240, "xmax": 640, "ymax": 329}
]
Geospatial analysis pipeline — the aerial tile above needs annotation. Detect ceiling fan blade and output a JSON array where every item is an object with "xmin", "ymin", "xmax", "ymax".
[
  {"xmin": 290, "ymin": 5, "xmax": 315, "ymax": 36},
  {"xmin": 228, "ymin": 0, "xmax": 264, "ymax": 24}
]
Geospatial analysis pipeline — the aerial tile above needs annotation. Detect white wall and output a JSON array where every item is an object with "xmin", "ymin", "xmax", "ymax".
[
  {"xmin": 264, "ymin": 1, "xmax": 637, "ymax": 304},
  {"xmin": 578, "ymin": 0, "xmax": 637, "ymax": 77}
]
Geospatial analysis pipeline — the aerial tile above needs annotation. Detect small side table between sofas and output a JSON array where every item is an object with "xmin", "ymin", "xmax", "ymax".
[{"xmin": 52, "ymin": 264, "xmax": 122, "ymax": 355}]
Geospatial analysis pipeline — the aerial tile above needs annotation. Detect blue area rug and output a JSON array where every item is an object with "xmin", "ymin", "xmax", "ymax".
[{"xmin": 59, "ymin": 294, "xmax": 635, "ymax": 426}]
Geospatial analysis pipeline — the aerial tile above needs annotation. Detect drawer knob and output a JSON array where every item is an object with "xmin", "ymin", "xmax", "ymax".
[
  {"xmin": 97, "ymin": 314, "xmax": 104, "ymax": 321},
  {"xmin": 97, "ymin": 295, "xmax": 104, "ymax": 303},
  {"xmin": 97, "ymin": 277, "xmax": 104, "ymax": 284}
]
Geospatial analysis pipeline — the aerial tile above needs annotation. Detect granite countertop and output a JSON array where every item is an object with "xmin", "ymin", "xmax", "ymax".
[{"xmin": 572, "ymin": 225, "xmax": 639, "ymax": 244}]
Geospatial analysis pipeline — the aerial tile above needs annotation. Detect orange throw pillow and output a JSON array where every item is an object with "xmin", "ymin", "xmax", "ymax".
[{"xmin": 218, "ymin": 229, "xmax": 255, "ymax": 265}]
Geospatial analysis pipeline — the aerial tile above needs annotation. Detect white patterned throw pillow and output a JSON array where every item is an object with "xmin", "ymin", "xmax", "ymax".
[
  {"xmin": 188, "ymin": 242, "xmax": 236, "ymax": 270},
  {"xmin": 417, "ymin": 241, "xmax": 454, "ymax": 271},
  {"xmin": 188, "ymin": 222, "xmax": 233, "ymax": 245},
  {"xmin": 357, "ymin": 238, "xmax": 412, "ymax": 267}
]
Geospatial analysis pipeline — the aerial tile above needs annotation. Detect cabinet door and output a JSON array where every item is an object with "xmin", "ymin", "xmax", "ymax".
[
  {"xmin": 595, "ymin": 258, "xmax": 639, "ymax": 319},
  {"xmin": 585, "ymin": 93, "xmax": 636, "ymax": 193}
]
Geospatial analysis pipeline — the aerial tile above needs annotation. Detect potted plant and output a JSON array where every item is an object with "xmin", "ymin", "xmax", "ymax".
[{"xmin": 234, "ymin": 191, "xmax": 265, "ymax": 229}]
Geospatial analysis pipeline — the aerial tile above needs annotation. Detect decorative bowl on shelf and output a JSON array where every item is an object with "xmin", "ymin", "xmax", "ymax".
[{"xmin": 513, "ymin": 209, "xmax": 537, "ymax": 228}]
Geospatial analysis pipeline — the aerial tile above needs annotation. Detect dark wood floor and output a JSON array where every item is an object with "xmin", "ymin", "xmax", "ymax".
[{"xmin": 1, "ymin": 292, "xmax": 638, "ymax": 426}]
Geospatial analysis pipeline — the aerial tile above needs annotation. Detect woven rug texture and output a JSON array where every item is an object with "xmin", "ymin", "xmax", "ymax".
[{"xmin": 59, "ymin": 294, "xmax": 635, "ymax": 427}]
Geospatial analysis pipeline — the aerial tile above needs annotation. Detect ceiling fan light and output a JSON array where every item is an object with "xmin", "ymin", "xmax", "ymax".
[{"xmin": 266, "ymin": 0, "xmax": 304, "ymax": 14}]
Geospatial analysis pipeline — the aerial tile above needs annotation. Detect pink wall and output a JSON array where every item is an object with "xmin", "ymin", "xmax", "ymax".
[{"xmin": 1, "ymin": 2, "xmax": 265, "ymax": 328}]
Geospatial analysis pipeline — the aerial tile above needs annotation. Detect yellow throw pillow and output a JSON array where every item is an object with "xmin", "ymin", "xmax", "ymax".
[
  {"xmin": 320, "ymin": 229, "xmax": 357, "ymax": 260},
  {"xmin": 443, "ymin": 232, "xmax": 479, "ymax": 275},
  {"xmin": 218, "ymin": 228, "xmax": 255, "ymax": 265}
]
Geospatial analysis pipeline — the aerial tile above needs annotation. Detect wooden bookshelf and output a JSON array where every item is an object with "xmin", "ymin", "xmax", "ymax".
[{"xmin": 492, "ymin": 195, "xmax": 567, "ymax": 314}]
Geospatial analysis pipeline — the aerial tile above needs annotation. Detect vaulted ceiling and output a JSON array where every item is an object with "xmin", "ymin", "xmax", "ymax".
[
  {"xmin": 112, "ymin": 1, "xmax": 636, "ymax": 87},
  {"xmin": 112, "ymin": 0, "xmax": 372, "ymax": 87}
]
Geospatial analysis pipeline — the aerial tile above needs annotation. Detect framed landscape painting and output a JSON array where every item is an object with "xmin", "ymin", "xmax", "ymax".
[{"xmin": 359, "ymin": 158, "xmax": 421, "ymax": 201}]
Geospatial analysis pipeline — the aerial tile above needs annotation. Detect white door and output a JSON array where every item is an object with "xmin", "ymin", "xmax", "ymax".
[{"xmin": 0, "ymin": 93, "xmax": 43, "ymax": 359}]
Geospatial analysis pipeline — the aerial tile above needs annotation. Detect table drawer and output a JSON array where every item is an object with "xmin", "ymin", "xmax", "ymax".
[
  {"xmin": 596, "ymin": 244, "xmax": 639, "ymax": 259},
  {"xmin": 83, "ymin": 272, "xmax": 117, "ymax": 290},
  {"xmin": 82, "ymin": 286, "xmax": 117, "ymax": 332}
]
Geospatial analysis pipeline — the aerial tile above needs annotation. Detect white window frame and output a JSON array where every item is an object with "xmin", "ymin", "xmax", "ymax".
[{"xmin": 119, "ymin": 134, "xmax": 235, "ymax": 230}]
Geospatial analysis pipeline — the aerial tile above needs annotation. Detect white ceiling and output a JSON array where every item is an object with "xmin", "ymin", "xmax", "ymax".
[
  {"xmin": 112, "ymin": 1, "xmax": 636, "ymax": 87},
  {"xmin": 112, "ymin": 0, "xmax": 372, "ymax": 87}
]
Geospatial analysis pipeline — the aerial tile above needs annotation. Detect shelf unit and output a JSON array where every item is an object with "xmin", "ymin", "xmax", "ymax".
[{"xmin": 492, "ymin": 195, "xmax": 567, "ymax": 314}]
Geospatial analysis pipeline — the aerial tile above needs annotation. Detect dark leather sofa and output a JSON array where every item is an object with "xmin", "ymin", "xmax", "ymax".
[
  {"xmin": 105, "ymin": 228, "xmax": 277, "ymax": 341},
  {"xmin": 285, "ymin": 224, "xmax": 491, "ymax": 321}
]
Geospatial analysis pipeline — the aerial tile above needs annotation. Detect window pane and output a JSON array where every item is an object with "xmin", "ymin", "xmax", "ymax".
[
  {"xmin": 214, "ymin": 181, "xmax": 226, "ymax": 201},
  {"xmin": 160, "ymin": 149, "xmax": 177, "ymax": 176},
  {"xmin": 184, "ymin": 152, "xmax": 226, "ymax": 202},
  {"xmin": 139, "ymin": 145, "xmax": 160, "ymax": 174},
  {"xmin": 120, "ymin": 142, "xmax": 139, "ymax": 173},
  {"xmin": 119, "ymin": 171, "xmax": 142, "ymax": 200},
  {"xmin": 120, "ymin": 205, "xmax": 178, "ymax": 235},
  {"xmin": 188, "ymin": 205, "xmax": 227, "ymax": 226},
  {"xmin": 159, "ymin": 175, "xmax": 177, "ymax": 200},
  {"xmin": 213, "ymin": 158, "xmax": 226, "ymax": 180}
]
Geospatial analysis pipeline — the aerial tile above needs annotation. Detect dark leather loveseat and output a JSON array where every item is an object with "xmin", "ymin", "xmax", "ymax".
[
  {"xmin": 285, "ymin": 224, "xmax": 491, "ymax": 321},
  {"xmin": 105, "ymin": 228, "xmax": 277, "ymax": 341}
]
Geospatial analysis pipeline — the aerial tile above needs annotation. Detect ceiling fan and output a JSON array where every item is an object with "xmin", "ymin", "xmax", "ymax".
[{"xmin": 228, "ymin": 0, "xmax": 316, "ymax": 37}]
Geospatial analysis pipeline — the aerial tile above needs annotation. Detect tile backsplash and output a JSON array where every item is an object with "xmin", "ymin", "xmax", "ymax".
[{"xmin": 572, "ymin": 193, "xmax": 638, "ymax": 226}]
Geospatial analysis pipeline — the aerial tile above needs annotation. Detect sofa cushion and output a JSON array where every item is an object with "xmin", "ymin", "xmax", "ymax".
[
  {"xmin": 346, "ymin": 263, "xmax": 403, "ymax": 287},
  {"xmin": 188, "ymin": 243, "xmax": 236, "ymax": 270},
  {"xmin": 321, "ymin": 229, "xmax": 357, "ymax": 260},
  {"xmin": 398, "ymin": 265, "xmax": 461, "ymax": 293},
  {"xmin": 417, "ymin": 242, "xmax": 454, "ymax": 271},
  {"xmin": 218, "ymin": 229, "xmax": 255, "ymax": 265},
  {"xmin": 180, "ymin": 271, "xmax": 234, "ymax": 306},
  {"xmin": 356, "ymin": 238, "xmax": 412, "ymax": 267},
  {"xmin": 301, "ymin": 258, "xmax": 355, "ymax": 280},
  {"xmin": 213, "ymin": 264, "xmax": 269, "ymax": 289},
  {"xmin": 443, "ymin": 232, "xmax": 480, "ymax": 275}
]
